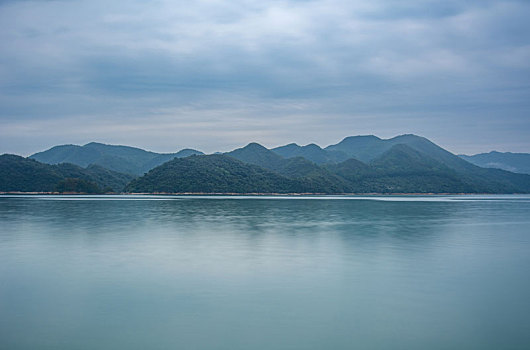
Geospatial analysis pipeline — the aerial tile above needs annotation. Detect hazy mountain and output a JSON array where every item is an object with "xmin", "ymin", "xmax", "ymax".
[
  {"xmin": 272, "ymin": 143, "xmax": 349, "ymax": 164},
  {"xmin": 368, "ymin": 144, "xmax": 488, "ymax": 193},
  {"xmin": 325, "ymin": 135, "xmax": 387, "ymax": 162},
  {"xmin": 325, "ymin": 134, "xmax": 471, "ymax": 169},
  {"xmin": 322, "ymin": 134, "xmax": 530, "ymax": 190},
  {"xmin": 324, "ymin": 145, "xmax": 476, "ymax": 193},
  {"xmin": 30, "ymin": 142, "xmax": 203, "ymax": 175},
  {"xmin": 459, "ymin": 151, "xmax": 530, "ymax": 175},
  {"xmin": 370, "ymin": 144, "xmax": 452, "ymax": 173},
  {"xmin": 0, "ymin": 154, "xmax": 135, "ymax": 192}
]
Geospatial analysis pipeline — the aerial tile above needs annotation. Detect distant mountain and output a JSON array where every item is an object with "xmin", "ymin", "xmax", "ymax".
[
  {"xmin": 0, "ymin": 154, "xmax": 135, "ymax": 193},
  {"xmin": 323, "ymin": 145, "xmax": 456, "ymax": 193},
  {"xmin": 30, "ymin": 142, "xmax": 203, "ymax": 175},
  {"xmin": 272, "ymin": 143, "xmax": 349, "ymax": 164},
  {"xmin": 325, "ymin": 135, "xmax": 389, "ymax": 162},
  {"xmin": 459, "ymin": 151, "xmax": 530, "ymax": 175},
  {"xmin": 325, "ymin": 134, "xmax": 469, "ymax": 168},
  {"xmin": 370, "ymin": 143, "xmax": 452, "ymax": 173},
  {"xmin": 325, "ymin": 144, "xmax": 481, "ymax": 193}
]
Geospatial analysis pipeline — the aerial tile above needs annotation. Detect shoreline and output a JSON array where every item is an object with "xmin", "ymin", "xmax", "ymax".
[{"xmin": 1, "ymin": 191, "xmax": 527, "ymax": 196}]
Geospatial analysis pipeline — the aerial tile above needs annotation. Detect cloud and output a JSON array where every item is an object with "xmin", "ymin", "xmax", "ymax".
[{"xmin": 0, "ymin": 0, "xmax": 529, "ymax": 155}]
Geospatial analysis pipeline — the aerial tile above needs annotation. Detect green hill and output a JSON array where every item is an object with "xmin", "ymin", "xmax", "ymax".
[
  {"xmin": 324, "ymin": 145, "xmax": 473, "ymax": 193},
  {"xmin": 0, "ymin": 154, "xmax": 135, "ymax": 193},
  {"xmin": 1, "ymin": 155, "xmax": 64, "ymax": 192},
  {"xmin": 370, "ymin": 144, "xmax": 458, "ymax": 174},
  {"xmin": 30, "ymin": 142, "xmax": 203, "ymax": 175},
  {"xmin": 322, "ymin": 134, "xmax": 530, "ymax": 192},
  {"xmin": 227, "ymin": 143, "xmax": 351, "ymax": 192},
  {"xmin": 124, "ymin": 138, "xmax": 530, "ymax": 194},
  {"xmin": 226, "ymin": 143, "xmax": 286, "ymax": 170},
  {"xmin": 125, "ymin": 143, "xmax": 530, "ymax": 194},
  {"xmin": 13, "ymin": 134, "xmax": 530, "ymax": 194},
  {"xmin": 53, "ymin": 163, "xmax": 135, "ymax": 192},
  {"xmin": 324, "ymin": 134, "xmax": 472, "ymax": 169},
  {"xmin": 125, "ymin": 154, "xmax": 306, "ymax": 193},
  {"xmin": 368, "ymin": 144, "xmax": 478, "ymax": 193}
]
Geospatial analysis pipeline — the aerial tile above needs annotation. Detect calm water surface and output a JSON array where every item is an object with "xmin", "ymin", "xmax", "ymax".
[{"xmin": 1, "ymin": 195, "xmax": 529, "ymax": 349}]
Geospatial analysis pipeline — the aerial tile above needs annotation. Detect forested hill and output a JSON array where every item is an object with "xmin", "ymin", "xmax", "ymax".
[
  {"xmin": 0, "ymin": 154, "xmax": 134, "ymax": 193},
  {"xmin": 125, "ymin": 143, "xmax": 530, "ymax": 194},
  {"xmin": 5, "ymin": 134, "xmax": 530, "ymax": 194},
  {"xmin": 124, "ymin": 154, "xmax": 307, "ymax": 194}
]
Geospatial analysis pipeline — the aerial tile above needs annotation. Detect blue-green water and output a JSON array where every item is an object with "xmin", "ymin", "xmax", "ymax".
[{"xmin": 1, "ymin": 195, "xmax": 529, "ymax": 350}]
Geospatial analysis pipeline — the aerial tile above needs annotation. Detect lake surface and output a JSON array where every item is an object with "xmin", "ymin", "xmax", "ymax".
[{"xmin": 1, "ymin": 195, "xmax": 529, "ymax": 350}]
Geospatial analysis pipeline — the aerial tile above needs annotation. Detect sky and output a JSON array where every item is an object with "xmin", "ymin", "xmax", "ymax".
[{"xmin": 0, "ymin": 0, "xmax": 529, "ymax": 156}]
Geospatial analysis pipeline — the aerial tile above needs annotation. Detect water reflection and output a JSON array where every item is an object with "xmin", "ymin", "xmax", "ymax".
[{"xmin": 0, "ymin": 196, "xmax": 529, "ymax": 350}]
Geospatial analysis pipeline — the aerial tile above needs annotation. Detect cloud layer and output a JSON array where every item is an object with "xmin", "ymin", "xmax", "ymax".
[{"xmin": 1, "ymin": 0, "xmax": 529, "ymax": 155}]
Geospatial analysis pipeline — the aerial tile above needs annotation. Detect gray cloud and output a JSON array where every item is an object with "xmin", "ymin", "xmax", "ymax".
[{"xmin": 0, "ymin": 0, "xmax": 529, "ymax": 155}]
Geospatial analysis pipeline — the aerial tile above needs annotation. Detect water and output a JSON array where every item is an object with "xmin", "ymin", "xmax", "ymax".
[{"xmin": 1, "ymin": 195, "xmax": 529, "ymax": 350}]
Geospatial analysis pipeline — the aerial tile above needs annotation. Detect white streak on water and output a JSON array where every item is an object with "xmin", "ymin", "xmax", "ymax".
[{"xmin": 1, "ymin": 194, "xmax": 530, "ymax": 202}]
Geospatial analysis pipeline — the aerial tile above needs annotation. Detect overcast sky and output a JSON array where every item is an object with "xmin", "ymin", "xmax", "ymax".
[{"xmin": 0, "ymin": 0, "xmax": 529, "ymax": 155}]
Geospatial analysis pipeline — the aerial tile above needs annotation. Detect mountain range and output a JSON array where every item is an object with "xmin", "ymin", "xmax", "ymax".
[
  {"xmin": 459, "ymin": 151, "xmax": 530, "ymax": 175},
  {"xmin": 1, "ymin": 135, "xmax": 529, "ymax": 194}
]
